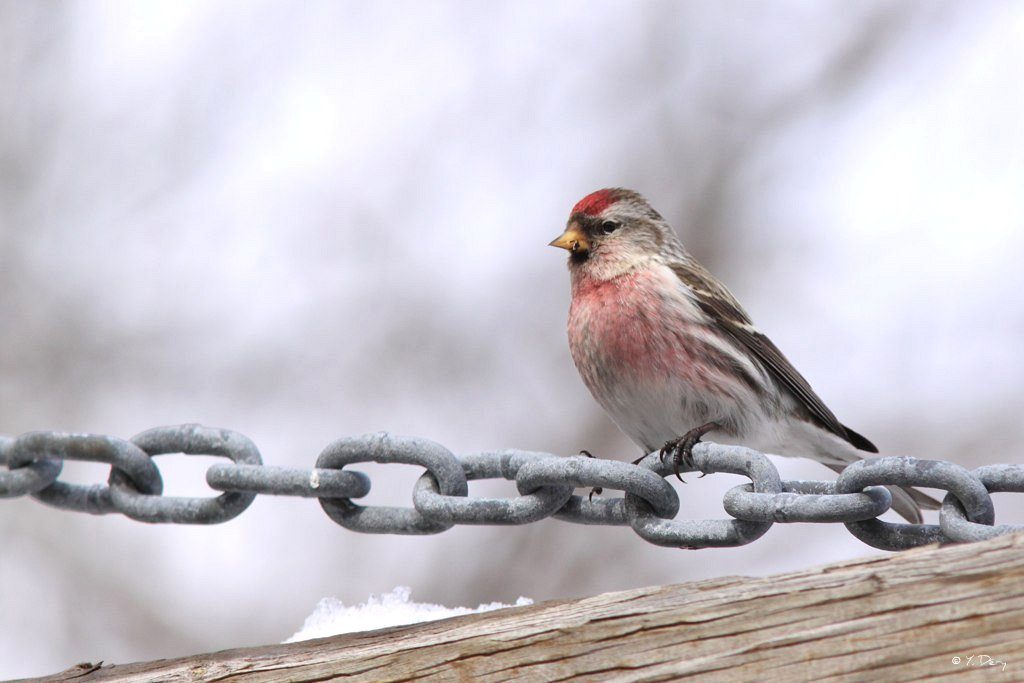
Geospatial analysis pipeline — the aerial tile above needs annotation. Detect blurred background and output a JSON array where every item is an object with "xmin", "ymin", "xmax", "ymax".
[{"xmin": 2, "ymin": 0, "xmax": 1022, "ymax": 677}]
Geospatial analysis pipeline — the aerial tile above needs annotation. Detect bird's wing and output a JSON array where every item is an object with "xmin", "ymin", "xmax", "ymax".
[{"xmin": 670, "ymin": 261, "xmax": 877, "ymax": 453}]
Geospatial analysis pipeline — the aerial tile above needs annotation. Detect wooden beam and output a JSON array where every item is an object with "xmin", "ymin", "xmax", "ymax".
[{"xmin": 44, "ymin": 533, "xmax": 1024, "ymax": 682}]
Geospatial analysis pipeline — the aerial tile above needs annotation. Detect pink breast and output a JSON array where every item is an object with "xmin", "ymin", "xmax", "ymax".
[{"xmin": 569, "ymin": 269, "xmax": 708, "ymax": 387}]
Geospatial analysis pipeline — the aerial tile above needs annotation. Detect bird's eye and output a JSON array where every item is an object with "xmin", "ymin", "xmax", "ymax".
[{"xmin": 601, "ymin": 220, "xmax": 620, "ymax": 234}]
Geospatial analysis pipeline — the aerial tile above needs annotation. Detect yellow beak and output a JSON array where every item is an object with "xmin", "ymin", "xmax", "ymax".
[{"xmin": 548, "ymin": 225, "xmax": 589, "ymax": 253}]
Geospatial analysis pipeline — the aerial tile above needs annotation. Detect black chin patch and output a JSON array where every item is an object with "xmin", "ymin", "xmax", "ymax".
[{"xmin": 570, "ymin": 250, "xmax": 590, "ymax": 264}]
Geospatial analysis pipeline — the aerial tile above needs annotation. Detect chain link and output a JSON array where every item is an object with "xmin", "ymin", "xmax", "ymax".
[
  {"xmin": 316, "ymin": 433, "xmax": 468, "ymax": 534},
  {"xmin": 2, "ymin": 423, "xmax": 1022, "ymax": 550},
  {"xmin": 413, "ymin": 451, "xmax": 574, "ymax": 526},
  {"xmin": 723, "ymin": 480, "xmax": 892, "ymax": 524},
  {"xmin": 940, "ymin": 464, "xmax": 1024, "ymax": 543},
  {"xmin": 112, "ymin": 425, "xmax": 263, "ymax": 524},
  {"xmin": 8, "ymin": 432, "xmax": 163, "ymax": 514},
  {"xmin": 836, "ymin": 457, "xmax": 996, "ymax": 550},
  {"xmin": 0, "ymin": 435, "xmax": 61, "ymax": 498},
  {"xmin": 625, "ymin": 446, "xmax": 780, "ymax": 548}
]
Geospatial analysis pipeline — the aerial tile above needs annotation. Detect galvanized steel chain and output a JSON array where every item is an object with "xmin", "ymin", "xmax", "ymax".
[{"xmin": 1, "ymin": 423, "xmax": 1022, "ymax": 550}]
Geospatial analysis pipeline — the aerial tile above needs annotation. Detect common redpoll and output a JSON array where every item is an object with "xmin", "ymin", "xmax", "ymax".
[{"xmin": 551, "ymin": 188, "xmax": 938, "ymax": 523}]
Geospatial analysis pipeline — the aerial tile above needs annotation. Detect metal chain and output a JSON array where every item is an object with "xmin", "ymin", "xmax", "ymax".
[{"xmin": 2, "ymin": 423, "xmax": 1022, "ymax": 550}]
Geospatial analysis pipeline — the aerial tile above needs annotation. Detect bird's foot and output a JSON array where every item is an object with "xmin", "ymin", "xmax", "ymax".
[
  {"xmin": 579, "ymin": 450, "xmax": 603, "ymax": 501},
  {"xmin": 659, "ymin": 422, "xmax": 721, "ymax": 482}
]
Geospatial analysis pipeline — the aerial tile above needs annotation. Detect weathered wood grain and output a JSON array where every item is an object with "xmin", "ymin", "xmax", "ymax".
[{"xmin": 37, "ymin": 533, "xmax": 1024, "ymax": 682}]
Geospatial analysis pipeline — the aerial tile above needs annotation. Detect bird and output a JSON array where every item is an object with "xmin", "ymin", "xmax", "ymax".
[{"xmin": 549, "ymin": 187, "xmax": 939, "ymax": 523}]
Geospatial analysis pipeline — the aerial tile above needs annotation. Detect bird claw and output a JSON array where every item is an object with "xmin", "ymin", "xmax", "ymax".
[
  {"xmin": 659, "ymin": 422, "xmax": 721, "ymax": 482},
  {"xmin": 659, "ymin": 438, "xmax": 693, "ymax": 483}
]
